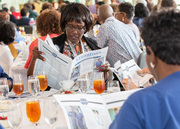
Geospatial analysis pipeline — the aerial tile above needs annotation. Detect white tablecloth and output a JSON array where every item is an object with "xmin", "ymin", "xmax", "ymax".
[{"xmin": 9, "ymin": 52, "xmax": 28, "ymax": 91}]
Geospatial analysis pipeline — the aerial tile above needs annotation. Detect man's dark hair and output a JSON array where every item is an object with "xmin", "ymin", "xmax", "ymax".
[
  {"xmin": 2, "ymin": 7, "xmax": 8, "ymax": 12},
  {"xmin": 20, "ymin": 7, "xmax": 29, "ymax": 16},
  {"xmin": 118, "ymin": 2, "xmax": 134, "ymax": 19},
  {"xmin": 24, "ymin": 3, "xmax": 33, "ymax": 10},
  {"xmin": 141, "ymin": 9, "xmax": 180, "ymax": 65},
  {"xmin": 96, "ymin": 1, "xmax": 105, "ymax": 6},
  {"xmin": 135, "ymin": 3, "xmax": 149, "ymax": 18},
  {"xmin": 0, "ymin": 21, "xmax": 16, "ymax": 45},
  {"xmin": 60, "ymin": 3, "xmax": 93, "ymax": 33}
]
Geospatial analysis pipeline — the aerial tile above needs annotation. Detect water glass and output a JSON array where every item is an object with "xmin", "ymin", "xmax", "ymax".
[
  {"xmin": 77, "ymin": 77, "xmax": 90, "ymax": 93},
  {"xmin": 28, "ymin": 76, "xmax": 40, "ymax": 96},
  {"xmin": 93, "ymin": 71, "xmax": 105, "ymax": 94},
  {"xmin": 7, "ymin": 103, "xmax": 22, "ymax": 129},
  {"xmin": 107, "ymin": 81, "xmax": 120, "ymax": 93},
  {"xmin": 0, "ymin": 78, "xmax": 9, "ymax": 99},
  {"xmin": 43, "ymin": 98, "xmax": 59, "ymax": 128},
  {"xmin": 59, "ymin": 80, "xmax": 74, "ymax": 91}
]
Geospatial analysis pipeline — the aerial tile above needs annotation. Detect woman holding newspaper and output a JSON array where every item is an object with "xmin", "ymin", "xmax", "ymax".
[{"xmin": 28, "ymin": 3, "xmax": 110, "ymax": 82}]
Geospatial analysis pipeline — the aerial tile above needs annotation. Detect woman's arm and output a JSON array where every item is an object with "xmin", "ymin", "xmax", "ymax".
[{"xmin": 27, "ymin": 47, "xmax": 45, "ymax": 76}]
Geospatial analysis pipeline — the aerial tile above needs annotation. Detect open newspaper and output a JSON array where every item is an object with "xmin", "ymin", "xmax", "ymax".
[
  {"xmin": 112, "ymin": 59, "xmax": 153, "ymax": 88},
  {"xmin": 33, "ymin": 35, "xmax": 108, "ymax": 89},
  {"xmin": 54, "ymin": 89, "xmax": 141, "ymax": 129}
]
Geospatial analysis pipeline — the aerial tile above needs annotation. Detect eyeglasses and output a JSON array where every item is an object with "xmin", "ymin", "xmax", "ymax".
[{"xmin": 66, "ymin": 25, "xmax": 86, "ymax": 33}]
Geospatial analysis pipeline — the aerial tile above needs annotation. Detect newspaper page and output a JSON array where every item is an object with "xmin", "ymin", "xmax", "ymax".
[
  {"xmin": 33, "ymin": 37, "xmax": 108, "ymax": 90},
  {"xmin": 54, "ymin": 89, "xmax": 141, "ymax": 129},
  {"xmin": 114, "ymin": 59, "xmax": 153, "ymax": 87},
  {"xmin": 101, "ymin": 89, "xmax": 141, "ymax": 122},
  {"xmin": 70, "ymin": 47, "xmax": 108, "ymax": 80},
  {"xmin": 33, "ymin": 39, "xmax": 73, "ymax": 89}
]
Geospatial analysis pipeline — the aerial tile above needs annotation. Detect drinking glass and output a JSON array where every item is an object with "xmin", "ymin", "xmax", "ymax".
[
  {"xmin": 59, "ymin": 80, "xmax": 74, "ymax": 91},
  {"xmin": 77, "ymin": 75, "xmax": 90, "ymax": 93},
  {"xmin": 13, "ymin": 75, "xmax": 24, "ymax": 99},
  {"xmin": 37, "ymin": 71, "xmax": 48, "ymax": 92},
  {"xmin": 7, "ymin": 103, "xmax": 22, "ymax": 129},
  {"xmin": 26, "ymin": 98, "xmax": 41, "ymax": 126},
  {"xmin": 43, "ymin": 98, "xmax": 59, "ymax": 128},
  {"xmin": 28, "ymin": 76, "xmax": 40, "ymax": 96},
  {"xmin": 93, "ymin": 71, "xmax": 105, "ymax": 94},
  {"xmin": 0, "ymin": 78, "xmax": 9, "ymax": 99},
  {"xmin": 107, "ymin": 80, "xmax": 120, "ymax": 93}
]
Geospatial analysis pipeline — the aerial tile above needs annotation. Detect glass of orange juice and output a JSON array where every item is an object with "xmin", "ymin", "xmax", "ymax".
[
  {"xmin": 93, "ymin": 71, "xmax": 105, "ymax": 94},
  {"xmin": 37, "ymin": 71, "xmax": 48, "ymax": 93},
  {"xmin": 13, "ymin": 75, "xmax": 24, "ymax": 99},
  {"xmin": 26, "ymin": 99, "xmax": 41, "ymax": 126}
]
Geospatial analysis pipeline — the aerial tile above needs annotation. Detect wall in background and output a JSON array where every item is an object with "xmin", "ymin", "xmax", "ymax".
[{"xmin": 0, "ymin": 0, "xmax": 28, "ymax": 11}]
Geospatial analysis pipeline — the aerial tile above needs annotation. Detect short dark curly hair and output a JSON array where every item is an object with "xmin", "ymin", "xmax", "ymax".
[
  {"xmin": 0, "ymin": 21, "xmax": 16, "ymax": 45},
  {"xmin": 118, "ymin": 2, "xmax": 134, "ymax": 19},
  {"xmin": 161, "ymin": 0, "xmax": 177, "ymax": 8},
  {"xmin": 36, "ymin": 9, "xmax": 61, "ymax": 36},
  {"xmin": 135, "ymin": 3, "xmax": 149, "ymax": 18},
  {"xmin": 141, "ymin": 9, "xmax": 180, "ymax": 65},
  {"xmin": 41, "ymin": 2, "xmax": 53, "ymax": 13},
  {"xmin": 60, "ymin": 3, "xmax": 93, "ymax": 33}
]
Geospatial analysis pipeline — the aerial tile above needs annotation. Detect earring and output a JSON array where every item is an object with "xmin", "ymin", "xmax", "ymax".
[
  {"xmin": 122, "ymin": 17, "xmax": 124, "ymax": 22},
  {"xmin": 150, "ymin": 62, "xmax": 155, "ymax": 69}
]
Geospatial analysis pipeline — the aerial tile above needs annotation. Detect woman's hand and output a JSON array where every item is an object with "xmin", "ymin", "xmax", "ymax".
[
  {"xmin": 27, "ymin": 47, "xmax": 45, "ymax": 76},
  {"xmin": 122, "ymin": 79, "xmax": 138, "ymax": 90},
  {"xmin": 32, "ymin": 47, "xmax": 45, "ymax": 61}
]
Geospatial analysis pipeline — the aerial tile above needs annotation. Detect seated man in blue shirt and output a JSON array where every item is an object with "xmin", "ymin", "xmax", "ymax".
[{"xmin": 0, "ymin": 66, "xmax": 13, "ymax": 91}]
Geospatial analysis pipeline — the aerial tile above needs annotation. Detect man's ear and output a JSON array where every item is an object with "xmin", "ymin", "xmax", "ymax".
[{"xmin": 147, "ymin": 46, "xmax": 156, "ymax": 65}]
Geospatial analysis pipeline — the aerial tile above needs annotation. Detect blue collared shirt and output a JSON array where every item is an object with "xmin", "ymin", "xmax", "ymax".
[{"xmin": 110, "ymin": 71, "xmax": 180, "ymax": 129}]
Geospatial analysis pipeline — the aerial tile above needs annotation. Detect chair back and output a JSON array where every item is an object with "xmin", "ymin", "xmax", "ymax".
[
  {"xmin": 137, "ymin": 52, "xmax": 147, "ymax": 69},
  {"xmin": 17, "ymin": 26, "xmax": 33, "ymax": 34},
  {"xmin": 8, "ymin": 42, "xmax": 19, "ymax": 59}
]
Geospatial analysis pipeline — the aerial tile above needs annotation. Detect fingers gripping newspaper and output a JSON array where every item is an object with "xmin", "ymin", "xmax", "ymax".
[
  {"xmin": 54, "ymin": 89, "xmax": 141, "ymax": 129},
  {"xmin": 33, "ymin": 35, "xmax": 108, "ymax": 89}
]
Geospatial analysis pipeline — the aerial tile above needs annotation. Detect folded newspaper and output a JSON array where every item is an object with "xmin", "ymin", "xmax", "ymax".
[
  {"xmin": 54, "ymin": 89, "xmax": 141, "ymax": 129},
  {"xmin": 112, "ymin": 59, "xmax": 153, "ymax": 87},
  {"xmin": 33, "ymin": 35, "xmax": 108, "ymax": 90}
]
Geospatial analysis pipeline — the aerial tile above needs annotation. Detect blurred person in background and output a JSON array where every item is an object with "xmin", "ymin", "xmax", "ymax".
[
  {"xmin": 24, "ymin": 9, "xmax": 62, "ymax": 70},
  {"xmin": 24, "ymin": 3, "xmax": 38, "ymax": 20},
  {"xmin": 115, "ymin": 2, "xmax": 140, "ymax": 43},
  {"xmin": 133, "ymin": 3, "xmax": 149, "ymax": 29},
  {"xmin": 40, "ymin": 2, "xmax": 53, "ymax": 13},
  {"xmin": 0, "ymin": 12, "xmax": 25, "ymax": 46},
  {"xmin": 10, "ymin": 6, "xmax": 21, "ymax": 19},
  {"xmin": 16, "ymin": 7, "xmax": 30, "ymax": 26},
  {"xmin": 160, "ymin": 0, "xmax": 177, "ymax": 9},
  {"xmin": 110, "ymin": 8, "xmax": 180, "ymax": 129},
  {"xmin": 2, "ymin": 7, "xmax": 17, "ymax": 24},
  {"xmin": 52, "ymin": 1, "xmax": 59, "ymax": 10},
  {"xmin": 97, "ymin": 4, "xmax": 141, "ymax": 66},
  {"xmin": 0, "ymin": 21, "xmax": 16, "ymax": 75}
]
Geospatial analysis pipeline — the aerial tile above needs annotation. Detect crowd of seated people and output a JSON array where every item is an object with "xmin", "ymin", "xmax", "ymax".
[{"xmin": 0, "ymin": 0, "xmax": 179, "ymax": 129}]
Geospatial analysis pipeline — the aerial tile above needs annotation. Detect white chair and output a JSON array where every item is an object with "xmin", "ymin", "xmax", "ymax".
[{"xmin": 137, "ymin": 52, "xmax": 147, "ymax": 69}]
